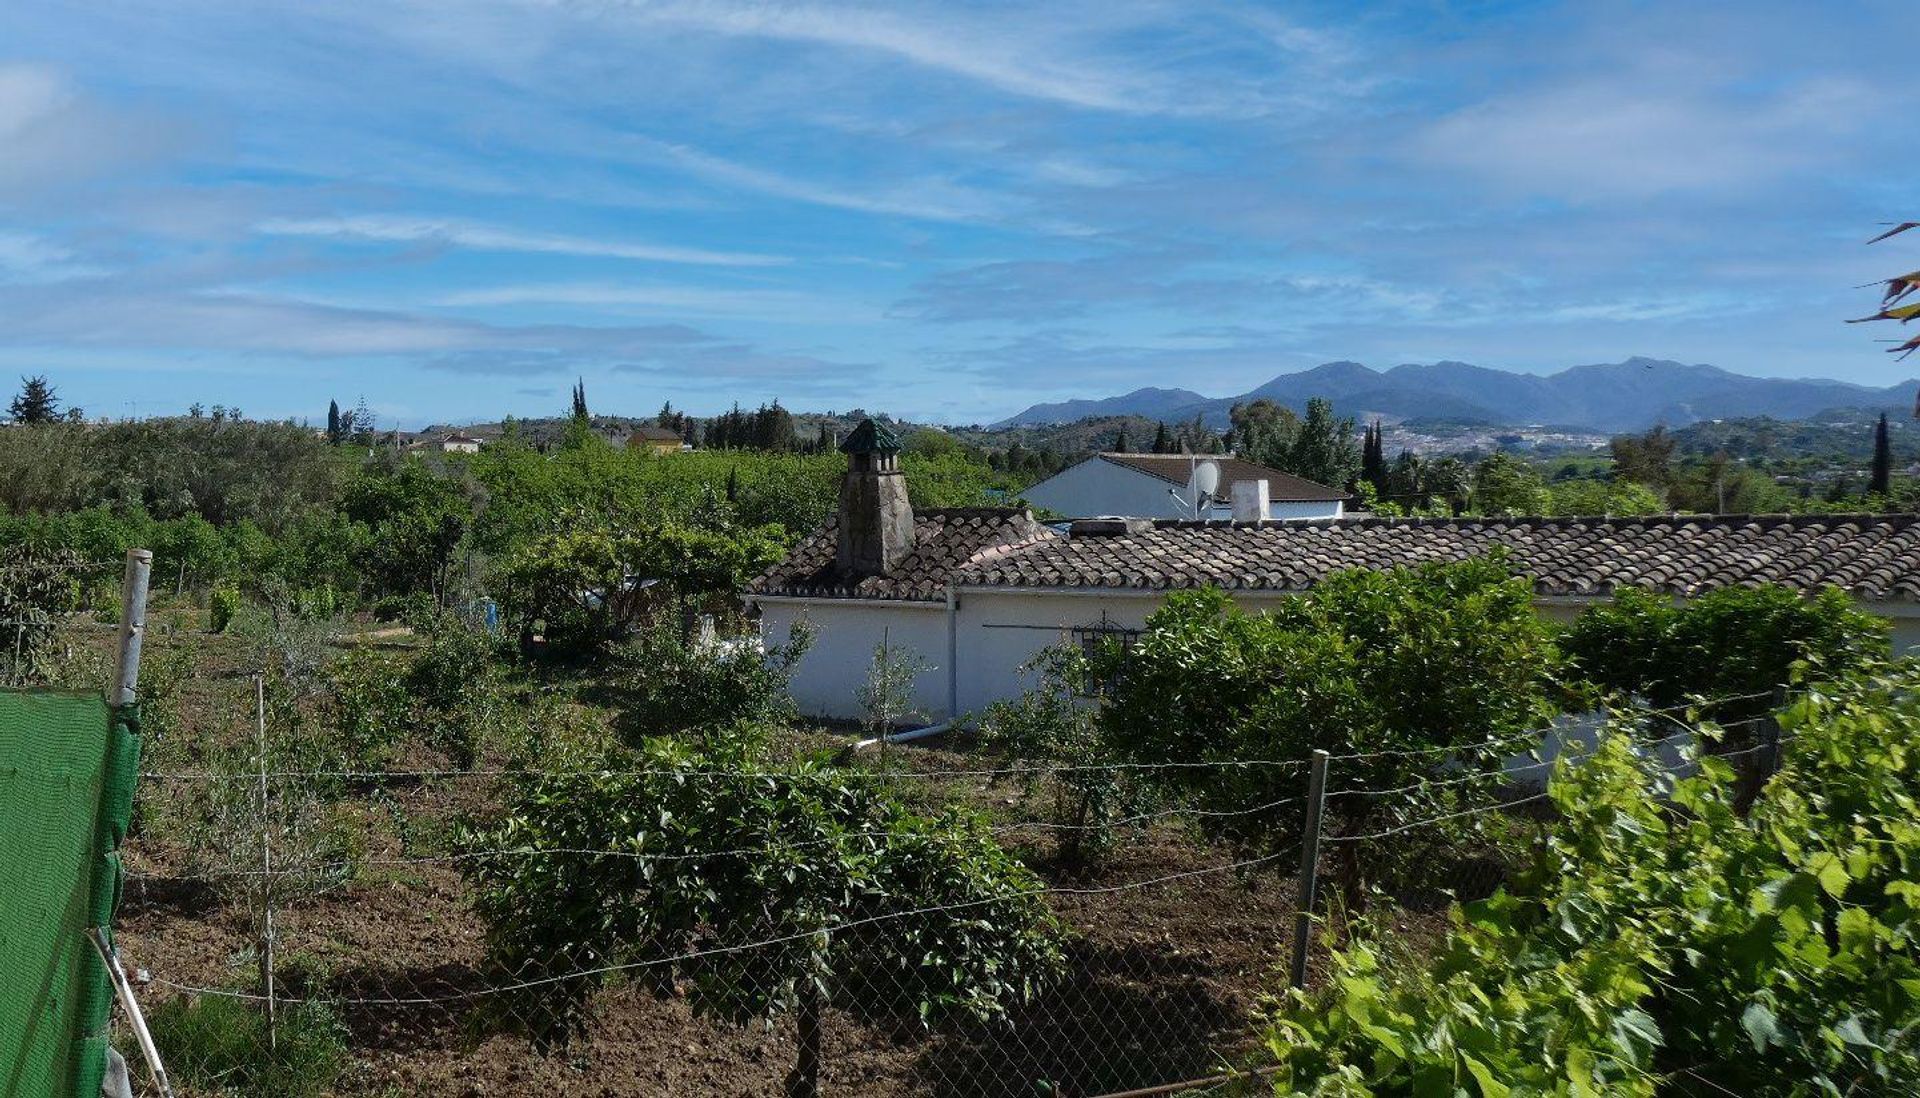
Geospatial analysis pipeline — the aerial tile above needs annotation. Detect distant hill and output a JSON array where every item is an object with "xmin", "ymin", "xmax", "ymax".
[{"xmin": 996, "ymin": 358, "xmax": 1917, "ymax": 433}]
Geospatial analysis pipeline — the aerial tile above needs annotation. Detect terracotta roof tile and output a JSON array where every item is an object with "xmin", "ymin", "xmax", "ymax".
[
  {"xmin": 950, "ymin": 513, "xmax": 1920, "ymax": 603},
  {"xmin": 750, "ymin": 507, "xmax": 1057, "ymax": 602}
]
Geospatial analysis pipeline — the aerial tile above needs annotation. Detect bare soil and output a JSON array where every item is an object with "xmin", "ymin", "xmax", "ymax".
[{"xmin": 108, "ymin": 622, "xmax": 1437, "ymax": 1098}]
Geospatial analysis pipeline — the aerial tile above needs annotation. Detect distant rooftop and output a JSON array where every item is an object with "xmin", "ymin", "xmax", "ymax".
[{"xmin": 1094, "ymin": 452, "xmax": 1345, "ymax": 502}]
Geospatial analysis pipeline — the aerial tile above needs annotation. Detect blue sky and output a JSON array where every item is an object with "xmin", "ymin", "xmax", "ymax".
[{"xmin": 0, "ymin": 1, "xmax": 1913, "ymax": 428}]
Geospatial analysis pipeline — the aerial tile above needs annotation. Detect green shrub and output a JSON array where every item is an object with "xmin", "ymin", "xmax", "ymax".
[
  {"xmin": 978, "ymin": 645, "xmax": 1151, "ymax": 866},
  {"xmin": 462, "ymin": 736, "xmax": 1065, "ymax": 1093},
  {"xmin": 1094, "ymin": 557, "xmax": 1562, "ymax": 865},
  {"xmin": 615, "ymin": 616, "xmax": 812, "ymax": 741},
  {"xmin": 1563, "ymin": 585, "xmax": 1888, "ymax": 720},
  {"xmin": 324, "ymin": 648, "xmax": 412, "ymax": 771},
  {"xmin": 208, "ymin": 585, "xmax": 240, "ymax": 633},
  {"xmin": 146, "ymin": 993, "xmax": 347, "ymax": 1098},
  {"xmin": 1260, "ymin": 664, "xmax": 1920, "ymax": 1095}
]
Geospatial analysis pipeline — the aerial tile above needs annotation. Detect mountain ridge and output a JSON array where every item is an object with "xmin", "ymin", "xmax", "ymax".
[{"xmin": 993, "ymin": 358, "xmax": 1917, "ymax": 433}]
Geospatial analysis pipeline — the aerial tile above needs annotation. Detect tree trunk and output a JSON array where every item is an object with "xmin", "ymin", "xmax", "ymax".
[{"xmin": 786, "ymin": 977, "xmax": 824, "ymax": 1098}]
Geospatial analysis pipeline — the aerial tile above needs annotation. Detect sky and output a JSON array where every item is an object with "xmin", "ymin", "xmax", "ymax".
[{"xmin": 0, "ymin": 1, "xmax": 1914, "ymax": 429}]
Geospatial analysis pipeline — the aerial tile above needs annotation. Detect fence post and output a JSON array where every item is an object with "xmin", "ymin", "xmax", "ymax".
[
  {"xmin": 254, "ymin": 672, "xmax": 277, "ymax": 1051},
  {"xmin": 112, "ymin": 549, "xmax": 151, "ymax": 709},
  {"xmin": 1289, "ymin": 749, "xmax": 1331, "ymax": 990}
]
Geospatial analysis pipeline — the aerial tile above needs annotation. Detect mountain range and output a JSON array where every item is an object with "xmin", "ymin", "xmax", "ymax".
[{"xmin": 995, "ymin": 358, "xmax": 1918, "ymax": 434}]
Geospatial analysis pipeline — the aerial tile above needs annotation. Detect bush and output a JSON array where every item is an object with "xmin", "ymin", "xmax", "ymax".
[
  {"xmin": 1095, "ymin": 557, "xmax": 1562, "ymax": 865},
  {"xmin": 1563, "ymin": 585, "xmax": 1888, "ymax": 720},
  {"xmin": 615, "ymin": 616, "xmax": 812, "ymax": 741},
  {"xmin": 1260, "ymin": 664, "xmax": 1920, "ymax": 1095},
  {"xmin": 978, "ymin": 645, "xmax": 1152, "ymax": 866},
  {"xmin": 146, "ymin": 994, "xmax": 347, "ymax": 1098},
  {"xmin": 208, "ymin": 585, "xmax": 240, "ymax": 633},
  {"xmin": 462, "ymin": 736, "xmax": 1064, "ymax": 1094}
]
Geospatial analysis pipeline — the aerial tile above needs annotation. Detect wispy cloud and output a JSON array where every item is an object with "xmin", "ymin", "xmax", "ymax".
[
  {"xmin": 0, "ymin": 62, "xmax": 189, "ymax": 196},
  {"xmin": 255, "ymin": 215, "xmax": 788, "ymax": 267},
  {"xmin": 434, "ymin": 281, "xmax": 861, "ymax": 321}
]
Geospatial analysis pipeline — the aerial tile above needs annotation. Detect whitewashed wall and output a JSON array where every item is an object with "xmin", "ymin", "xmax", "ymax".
[
  {"xmin": 761, "ymin": 589, "xmax": 1920, "ymax": 724},
  {"xmin": 757, "ymin": 597, "xmax": 950, "ymax": 722},
  {"xmin": 1021, "ymin": 458, "xmax": 1342, "ymax": 521}
]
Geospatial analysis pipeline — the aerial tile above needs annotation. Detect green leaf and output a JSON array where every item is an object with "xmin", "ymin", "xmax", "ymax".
[
  {"xmin": 1741, "ymin": 1002, "xmax": 1781, "ymax": 1053},
  {"xmin": 1464, "ymin": 1056, "xmax": 1510, "ymax": 1098}
]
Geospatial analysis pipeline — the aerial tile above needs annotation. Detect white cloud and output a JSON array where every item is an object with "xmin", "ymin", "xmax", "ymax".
[
  {"xmin": 1412, "ymin": 69, "xmax": 1873, "ymax": 200},
  {"xmin": 254, "ymin": 214, "xmax": 788, "ymax": 267},
  {"xmin": 433, "ymin": 281, "xmax": 861, "ymax": 321},
  {"xmin": 0, "ymin": 231, "xmax": 104, "ymax": 283},
  {"xmin": 0, "ymin": 63, "xmax": 188, "ymax": 195}
]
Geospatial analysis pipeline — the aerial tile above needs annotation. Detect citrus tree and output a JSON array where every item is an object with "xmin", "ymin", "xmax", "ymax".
[
  {"xmin": 1093, "ymin": 556, "xmax": 1562, "ymax": 888},
  {"xmin": 462, "ymin": 738, "xmax": 1065, "ymax": 1097}
]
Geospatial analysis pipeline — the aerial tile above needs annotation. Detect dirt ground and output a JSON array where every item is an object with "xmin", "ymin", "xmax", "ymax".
[{"xmin": 104, "ymin": 615, "xmax": 1487, "ymax": 1097}]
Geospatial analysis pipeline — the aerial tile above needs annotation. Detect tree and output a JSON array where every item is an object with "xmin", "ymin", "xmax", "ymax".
[
  {"xmin": 352, "ymin": 395, "xmax": 375, "ymax": 439},
  {"xmin": 570, "ymin": 377, "xmax": 589, "ymax": 422},
  {"xmin": 1113, "ymin": 425, "xmax": 1130, "ymax": 453},
  {"xmin": 1470, "ymin": 452, "xmax": 1550, "ymax": 515},
  {"xmin": 1610, "ymin": 426, "xmax": 1675, "ymax": 490},
  {"xmin": 463, "ymin": 738, "xmax": 1065, "ymax": 1097},
  {"xmin": 1093, "ymin": 557, "xmax": 1561, "ymax": 903},
  {"xmin": 1151, "ymin": 421, "xmax": 1171, "ymax": 454},
  {"xmin": 1871, "ymin": 412, "xmax": 1893, "ymax": 495},
  {"xmin": 326, "ymin": 399, "xmax": 342, "ymax": 443},
  {"xmin": 1359, "ymin": 420, "xmax": 1388, "ymax": 495},
  {"xmin": 10, "ymin": 375, "xmax": 60, "ymax": 424},
  {"xmin": 856, "ymin": 632, "xmax": 931, "ymax": 740},
  {"xmin": 1281, "ymin": 397, "xmax": 1360, "ymax": 490}
]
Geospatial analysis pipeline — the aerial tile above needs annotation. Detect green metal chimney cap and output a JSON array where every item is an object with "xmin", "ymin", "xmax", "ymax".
[{"xmin": 838, "ymin": 417, "xmax": 903, "ymax": 455}]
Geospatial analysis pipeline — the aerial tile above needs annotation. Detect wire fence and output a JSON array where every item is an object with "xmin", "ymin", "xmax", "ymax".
[{"xmin": 81, "ymin": 658, "xmax": 1793, "ymax": 1098}]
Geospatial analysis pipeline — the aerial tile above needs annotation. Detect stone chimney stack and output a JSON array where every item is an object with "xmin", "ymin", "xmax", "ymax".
[{"xmin": 836, "ymin": 418, "xmax": 915, "ymax": 578}]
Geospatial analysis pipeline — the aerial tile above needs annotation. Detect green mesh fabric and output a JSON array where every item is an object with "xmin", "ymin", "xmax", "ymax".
[{"xmin": 0, "ymin": 692, "xmax": 137, "ymax": 1098}]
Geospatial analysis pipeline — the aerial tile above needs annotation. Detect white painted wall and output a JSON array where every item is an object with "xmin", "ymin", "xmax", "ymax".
[
  {"xmin": 757, "ymin": 597, "xmax": 951, "ymax": 722},
  {"xmin": 1022, "ymin": 457, "xmax": 1341, "ymax": 521}
]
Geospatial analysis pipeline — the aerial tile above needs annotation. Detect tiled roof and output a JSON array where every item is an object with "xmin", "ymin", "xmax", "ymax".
[
  {"xmin": 840, "ymin": 418, "xmax": 903, "ymax": 455},
  {"xmin": 1095, "ymin": 453, "xmax": 1344, "ymax": 502},
  {"xmin": 751, "ymin": 507, "xmax": 1059, "ymax": 601},
  {"xmin": 952, "ymin": 513, "xmax": 1920, "ymax": 602}
]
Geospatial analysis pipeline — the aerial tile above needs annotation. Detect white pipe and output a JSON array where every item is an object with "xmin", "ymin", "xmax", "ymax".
[
  {"xmin": 945, "ymin": 585, "xmax": 959, "ymax": 721},
  {"xmin": 851, "ymin": 720, "xmax": 952, "ymax": 753}
]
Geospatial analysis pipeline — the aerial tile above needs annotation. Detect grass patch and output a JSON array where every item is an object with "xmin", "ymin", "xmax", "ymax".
[{"xmin": 146, "ymin": 993, "xmax": 348, "ymax": 1097}]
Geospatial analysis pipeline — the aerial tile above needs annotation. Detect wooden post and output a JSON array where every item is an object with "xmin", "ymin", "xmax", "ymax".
[
  {"xmin": 111, "ymin": 549, "xmax": 151, "ymax": 709},
  {"xmin": 1289, "ymin": 750, "xmax": 1331, "ymax": 990},
  {"xmin": 255, "ymin": 672, "xmax": 277, "ymax": 1050}
]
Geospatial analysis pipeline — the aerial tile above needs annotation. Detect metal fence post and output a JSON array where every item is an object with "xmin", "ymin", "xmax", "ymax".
[
  {"xmin": 112, "ymin": 550, "xmax": 151, "ymax": 709},
  {"xmin": 1289, "ymin": 749, "xmax": 1330, "ymax": 989},
  {"xmin": 254, "ymin": 672, "xmax": 277, "ymax": 1050}
]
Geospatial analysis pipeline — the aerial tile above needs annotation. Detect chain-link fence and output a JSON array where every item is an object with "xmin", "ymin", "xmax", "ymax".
[{"xmin": 86, "ymin": 673, "xmax": 1791, "ymax": 1098}]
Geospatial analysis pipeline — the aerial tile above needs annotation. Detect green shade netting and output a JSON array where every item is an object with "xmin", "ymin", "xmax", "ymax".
[{"xmin": 0, "ymin": 693, "xmax": 139, "ymax": 1098}]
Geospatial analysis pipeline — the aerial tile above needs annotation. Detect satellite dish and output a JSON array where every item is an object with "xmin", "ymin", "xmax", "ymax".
[{"xmin": 1192, "ymin": 460, "xmax": 1221, "ymax": 498}]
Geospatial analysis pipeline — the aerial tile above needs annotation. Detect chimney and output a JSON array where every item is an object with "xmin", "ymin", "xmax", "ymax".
[
  {"xmin": 836, "ymin": 418, "xmax": 915, "ymax": 577},
  {"xmin": 1231, "ymin": 479, "xmax": 1271, "ymax": 522}
]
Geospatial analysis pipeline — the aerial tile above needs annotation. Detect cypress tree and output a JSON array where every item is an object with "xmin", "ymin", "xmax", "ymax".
[
  {"xmin": 326, "ymin": 399, "xmax": 342, "ymax": 443},
  {"xmin": 1114, "ymin": 426, "xmax": 1130, "ymax": 453},
  {"xmin": 1151, "ymin": 422, "xmax": 1171, "ymax": 454},
  {"xmin": 571, "ymin": 378, "xmax": 590, "ymax": 422},
  {"xmin": 1871, "ymin": 412, "xmax": 1893, "ymax": 496}
]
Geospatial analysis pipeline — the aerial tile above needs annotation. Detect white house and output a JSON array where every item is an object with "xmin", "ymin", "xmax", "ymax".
[
  {"xmin": 438, "ymin": 433, "xmax": 483, "ymax": 454},
  {"xmin": 1020, "ymin": 452, "xmax": 1345, "ymax": 521},
  {"xmin": 750, "ymin": 423, "xmax": 1920, "ymax": 722}
]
